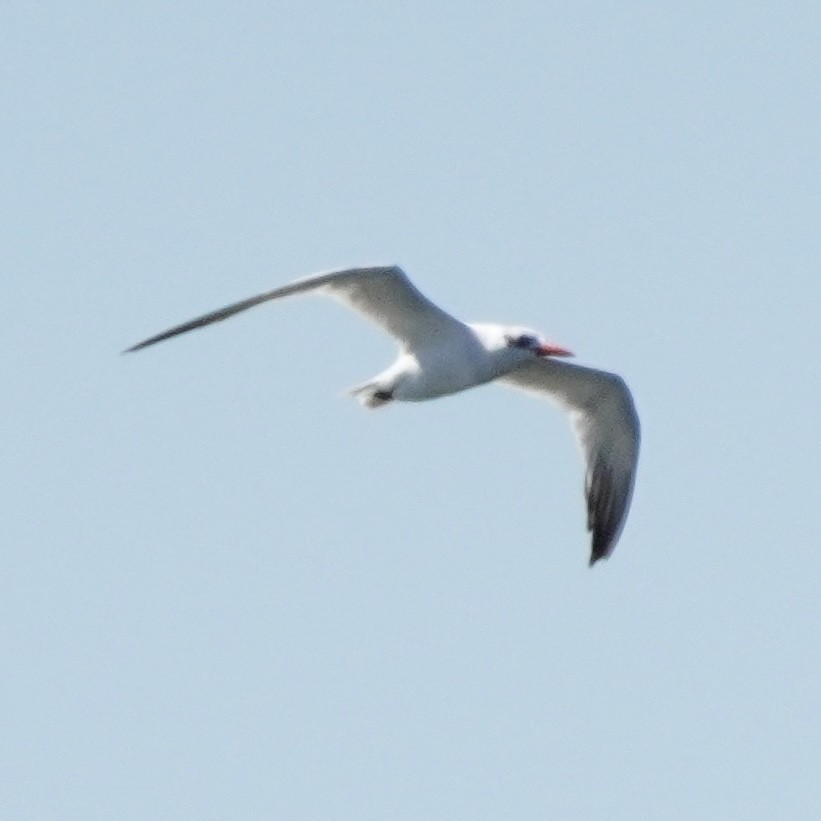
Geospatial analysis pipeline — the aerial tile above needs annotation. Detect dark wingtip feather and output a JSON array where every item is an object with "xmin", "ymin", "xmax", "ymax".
[
  {"xmin": 588, "ymin": 536, "xmax": 611, "ymax": 566},
  {"xmin": 121, "ymin": 294, "xmax": 271, "ymax": 355},
  {"xmin": 123, "ymin": 338, "xmax": 164, "ymax": 352},
  {"xmin": 586, "ymin": 458, "xmax": 625, "ymax": 567}
]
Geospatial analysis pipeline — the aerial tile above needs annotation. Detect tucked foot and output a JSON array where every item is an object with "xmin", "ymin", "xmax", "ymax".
[
  {"xmin": 348, "ymin": 382, "xmax": 394, "ymax": 408},
  {"xmin": 370, "ymin": 389, "xmax": 394, "ymax": 407}
]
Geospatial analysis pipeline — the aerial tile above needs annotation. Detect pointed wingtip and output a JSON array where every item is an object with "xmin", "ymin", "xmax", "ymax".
[
  {"xmin": 588, "ymin": 542, "xmax": 611, "ymax": 567},
  {"xmin": 121, "ymin": 339, "xmax": 150, "ymax": 354}
]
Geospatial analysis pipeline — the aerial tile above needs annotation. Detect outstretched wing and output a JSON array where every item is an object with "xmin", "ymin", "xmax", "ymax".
[
  {"xmin": 500, "ymin": 358, "xmax": 640, "ymax": 565},
  {"xmin": 124, "ymin": 265, "xmax": 465, "ymax": 353}
]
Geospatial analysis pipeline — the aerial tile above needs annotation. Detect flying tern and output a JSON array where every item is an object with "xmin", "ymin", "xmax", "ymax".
[{"xmin": 126, "ymin": 265, "xmax": 640, "ymax": 565}]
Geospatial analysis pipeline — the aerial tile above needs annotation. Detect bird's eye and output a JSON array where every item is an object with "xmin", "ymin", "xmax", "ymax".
[{"xmin": 506, "ymin": 334, "xmax": 535, "ymax": 349}]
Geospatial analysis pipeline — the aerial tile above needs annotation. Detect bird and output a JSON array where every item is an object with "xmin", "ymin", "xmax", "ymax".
[{"xmin": 125, "ymin": 265, "xmax": 640, "ymax": 565}]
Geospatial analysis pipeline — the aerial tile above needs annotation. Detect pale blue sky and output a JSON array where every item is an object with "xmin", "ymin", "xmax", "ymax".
[{"xmin": 3, "ymin": 2, "xmax": 820, "ymax": 818}]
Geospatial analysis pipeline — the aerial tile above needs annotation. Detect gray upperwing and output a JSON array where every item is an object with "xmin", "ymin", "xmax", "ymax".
[
  {"xmin": 499, "ymin": 358, "xmax": 640, "ymax": 565},
  {"xmin": 124, "ymin": 265, "xmax": 465, "ymax": 353}
]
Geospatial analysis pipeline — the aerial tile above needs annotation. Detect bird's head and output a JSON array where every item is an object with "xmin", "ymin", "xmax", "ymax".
[
  {"xmin": 468, "ymin": 323, "xmax": 574, "ymax": 373},
  {"xmin": 502, "ymin": 328, "xmax": 574, "ymax": 360}
]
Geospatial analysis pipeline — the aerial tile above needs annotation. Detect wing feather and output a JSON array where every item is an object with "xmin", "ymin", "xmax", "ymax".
[
  {"xmin": 500, "ymin": 358, "xmax": 640, "ymax": 565},
  {"xmin": 124, "ymin": 265, "xmax": 463, "ymax": 353}
]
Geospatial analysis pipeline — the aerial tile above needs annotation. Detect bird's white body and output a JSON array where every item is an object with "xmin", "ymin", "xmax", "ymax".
[
  {"xmin": 126, "ymin": 265, "xmax": 640, "ymax": 565},
  {"xmin": 352, "ymin": 323, "xmax": 528, "ymax": 405}
]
